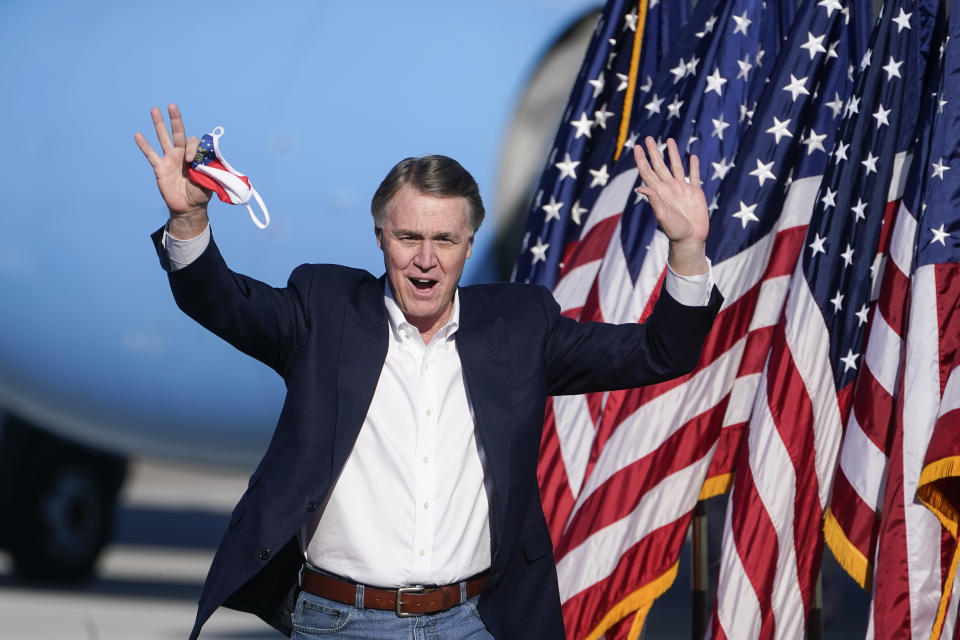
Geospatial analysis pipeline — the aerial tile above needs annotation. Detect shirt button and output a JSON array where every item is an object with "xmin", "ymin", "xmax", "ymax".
[
  {"xmin": 258, "ymin": 547, "xmax": 270, "ymax": 560},
  {"xmin": 423, "ymin": 363, "xmax": 429, "ymax": 371},
  {"xmin": 305, "ymin": 501, "xmax": 318, "ymax": 512},
  {"xmin": 419, "ymin": 549, "xmax": 426, "ymax": 557},
  {"xmin": 423, "ymin": 456, "xmax": 429, "ymax": 464},
  {"xmin": 423, "ymin": 502, "xmax": 430, "ymax": 510},
  {"xmin": 426, "ymin": 409, "xmax": 432, "ymax": 416}
]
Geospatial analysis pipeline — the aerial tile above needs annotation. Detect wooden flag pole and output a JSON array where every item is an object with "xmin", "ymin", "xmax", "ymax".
[
  {"xmin": 692, "ymin": 500, "xmax": 708, "ymax": 640},
  {"xmin": 806, "ymin": 570, "xmax": 823, "ymax": 640}
]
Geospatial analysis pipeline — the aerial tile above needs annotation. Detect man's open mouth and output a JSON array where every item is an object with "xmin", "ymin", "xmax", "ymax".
[{"xmin": 409, "ymin": 277, "xmax": 437, "ymax": 291}]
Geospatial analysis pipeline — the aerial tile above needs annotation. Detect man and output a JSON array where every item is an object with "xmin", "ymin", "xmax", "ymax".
[{"xmin": 135, "ymin": 104, "xmax": 722, "ymax": 639}]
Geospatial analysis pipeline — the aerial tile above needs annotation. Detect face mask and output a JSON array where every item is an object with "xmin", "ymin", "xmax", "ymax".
[{"xmin": 188, "ymin": 126, "xmax": 270, "ymax": 229}]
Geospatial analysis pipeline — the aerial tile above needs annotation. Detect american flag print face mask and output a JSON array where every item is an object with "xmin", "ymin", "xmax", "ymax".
[{"xmin": 188, "ymin": 126, "xmax": 270, "ymax": 229}]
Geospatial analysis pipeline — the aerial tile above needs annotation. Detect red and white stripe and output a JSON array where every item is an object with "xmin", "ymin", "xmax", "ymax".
[
  {"xmin": 824, "ymin": 193, "xmax": 916, "ymax": 588},
  {"xmin": 542, "ymin": 167, "xmax": 822, "ymax": 636},
  {"xmin": 868, "ymin": 256, "xmax": 960, "ymax": 640},
  {"xmin": 710, "ymin": 153, "xmax": 909, "ymax": 640}
]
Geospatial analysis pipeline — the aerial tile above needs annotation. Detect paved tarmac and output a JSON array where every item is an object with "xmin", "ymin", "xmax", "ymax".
[
  {"xmin": 0, "ymin": 460, "xmax": 869, "ymax": 640},
  {"xmin": 0, "ymin": 458, "xmax": 282, "ymax": 640}
]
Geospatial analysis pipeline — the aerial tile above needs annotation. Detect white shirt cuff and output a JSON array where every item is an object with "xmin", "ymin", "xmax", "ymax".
[
  {"xmin": 663, "ymin": 258, "xmax": 714, "ymax": 307},
  {"xmin": 162, "ymin": 223, "xmax": 211, "ymax": 271}
]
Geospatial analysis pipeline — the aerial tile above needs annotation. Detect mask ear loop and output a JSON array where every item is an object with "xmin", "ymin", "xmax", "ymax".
[
  {"xmin": 210, "ymin": 126, "xmax": 271, "ymax": 229},
  {"xmin": 246, "ymin": 188, "xmax": 270, "ymax": 229}
]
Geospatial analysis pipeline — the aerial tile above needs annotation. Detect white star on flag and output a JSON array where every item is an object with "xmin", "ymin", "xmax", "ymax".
[
  {"xmin": 588, "ymin": 73, "xmax": 605, "ymax": 98},
  {"xmin": 931, "ymin": 157, "xmax": 950, "ymax": 180},
  {"xmin": 783, "ymin": 74, "xmax": 811, "ymax": 101},
  {"xmin": 883, "ymin": 56, "xmax": 903, "ymax": 80},
  {"xmin": 839, "ymin": 348, "xmax": 859, "ymax": 371},
  {"xmin": 529, "ymin": 237, "xmax": 549, "ymax": 263},
  {"xmin": 570, "ymin": 113, "xmax": 594, "ymax": 139},
  {"xmin": 542, "ymin": 197, "xmax": 563, "ymax": 221},
  {"xmin": 711, "ymin": 157, "xmax": 735, "ymax": 181},
  {"xmin": 732, "ymin": 200, "xmax": 759, "ymax": 228},
  {"xmin": 820, "ymin": 187, "xmax": 837, "ymax": 209},
  {"xmin": 930, "ymin": 224, "xmax": 950, "ymax": 245},
  {"xmin": 704, "ymin": 67, "xmax": 728, "ymax": 96},
  {"xmin": 645, "ymin": 94, "xmax": 664, "ymax": 115},
  {"xmin": 554, "ymin": 154, "xmax": 580, "ymax": 180},
  {"xmin": 817, "ymin": 0, "xmax": 842, "ymax": 17},
  {"xmin": 840, "ymin": 244, "xmax": 854, "ymax": 267},
  {"xmin": 766, "ymin": 116, "xmax": 793, "ymax": 143},
  {"xmin": 711, "ymin": 114, "xmax": 730, "ymax": 139},
  {"xmin": 825, "ymin": 92, "xmax": 845, "ymax": 117},
  {"xmin": 667, "ymin": 95, "xmax": 684, "ymax": 119},
  {"xmin": 589, "ymin": 164, "xmax": 610, "ymax": 188},
  {"xmin": 891, "ymin": 8, "xmax": 911, "ymax": 32},
  {"xmin": 731, "ymin": 10, "xmax": 752, "ymax": 36},
  {"xmin": 802, "ymin": 129, "xmax": 827, "ymax": 155},
  {"xmin": 873, "ymin": 104, "xmax": 891, "ymax": 128},
  {"xmin": 748, "ymin": 158, "xmax": 776, "ymax": 186},
  {"xmin": 800, "ymin": 32, "xmax": 827, "ymax": 59},
  {"xmin": 850, "ymin": 198, "xmax": 867, "ymax": 221},
  {"xmin": 830, "ymin": 290, "xmax": 844, "ymax": 312},
  {"xmin": 809, "ymin": 233, "xmax": 827, "ymax": 256},
  {"xmin": 570, "ymin": 200, "xmax": 588, "ymax": 225},
  {"xmin": 594, "ymin": 104, "xmax": 614, "ymax": 129},
  {"xmin": 855, "ymin": 303, "xmax": 869, "ymax": 325},
  {"xmin": 833, "ymin": 140, "xmax": 850, "ymax": 161},
  {"xmin": 670, "ymin": 58, "xmax": 688, "ymax": 83}
]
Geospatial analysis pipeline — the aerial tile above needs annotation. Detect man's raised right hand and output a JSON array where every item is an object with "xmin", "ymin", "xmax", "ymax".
[{"xmin": 134, "ymin": 103, "xmax": 211, "ymax": 239}]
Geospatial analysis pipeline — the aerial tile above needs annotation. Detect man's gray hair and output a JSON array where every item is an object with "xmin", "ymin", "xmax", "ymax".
[{"xmin": 371, "ymin": 155, "xmax": 485, "ymax": 234}]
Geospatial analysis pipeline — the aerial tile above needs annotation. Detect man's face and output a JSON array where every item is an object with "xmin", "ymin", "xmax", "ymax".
[{"xmin": 377, "ymin": 183, "xmax": 473, "ymax": 336}]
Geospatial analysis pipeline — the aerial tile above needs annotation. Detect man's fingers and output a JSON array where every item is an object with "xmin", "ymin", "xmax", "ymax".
[
  {"xmin": 151, "ymin": 106, "xmax": 173, "ymax": 153},
  {"xmin": 185, "ymin": 136, "xmax": 201, "ymax": 163},
  {"xmin": 633, "ymin": 143, "xmax": 659, "ymax": 187},
  {"xmin": 689, "ymin": 154, "xmax": 701, "ymax": 187},
  {"xmin": 134, "ymin": 132, "xmax": 161, "ymax": 168},
  {"xmin": 168, "ymin": 103, "xmax": 187, "ymax": 149},
  {"xmin": 666, "ymin": 138, "xmax": 685, "ymax": 181},
  {"xmin": 644, "ymin": 136, "xmax": 670, "ymax": 180}
]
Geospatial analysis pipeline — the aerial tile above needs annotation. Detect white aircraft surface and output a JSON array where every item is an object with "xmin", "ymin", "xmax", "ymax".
[{"xmin": 0, "ymin": 0, "xmax": 598, "ymax": 580}]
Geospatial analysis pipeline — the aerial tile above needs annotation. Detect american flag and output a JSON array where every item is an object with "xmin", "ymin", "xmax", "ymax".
[
  {"xmin": 513, "ymin": 0, "xmax": 799, "ymax": 636},
  {"xmin": 823, "ymin": 0, "xmax": 943, "ymax": 597},
  {"xmin": 868, "ymin": 3, "xmax": 960, "ymax": 636},
  {"xmin": 710, "ymin": 0, "xmax": 935, "ymax": 637}
]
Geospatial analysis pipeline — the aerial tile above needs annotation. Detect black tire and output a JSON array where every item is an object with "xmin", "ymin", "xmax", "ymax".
[{"xmin": 0, "ymin": 415, "xmax": 127, "ymax": 583}]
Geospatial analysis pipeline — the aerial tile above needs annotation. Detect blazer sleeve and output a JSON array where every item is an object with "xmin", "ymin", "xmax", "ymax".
[
  {"xmin": 150, "ymin": 227, "xmax": 312, "ymax": 378},
  {"xmin": 542, "ymin": 284, "xmax": 723, "ymax": 396}
]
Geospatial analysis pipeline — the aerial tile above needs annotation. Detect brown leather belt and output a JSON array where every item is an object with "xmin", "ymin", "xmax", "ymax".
[{"xmin": 298, "ymin": 566, "xmax": 488, "ymax": 617}]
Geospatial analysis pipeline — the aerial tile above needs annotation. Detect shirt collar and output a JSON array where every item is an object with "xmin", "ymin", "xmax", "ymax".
[{"xmin": 383, "ymin": 280, "xmax": 460, "ymax": 344}]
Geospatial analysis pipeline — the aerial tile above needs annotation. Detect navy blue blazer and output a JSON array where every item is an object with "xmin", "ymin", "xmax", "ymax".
[{"xmin": 152, "ymin": 229, "xmax": 722, "ymax": 640}]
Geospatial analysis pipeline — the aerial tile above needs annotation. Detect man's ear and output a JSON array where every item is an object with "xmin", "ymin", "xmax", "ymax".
[
  {"xmin": 375, "ymin": 227, "xmax": 383, "ymax": 250},
  {"xmin": 465, "ymin": 235, "xmax": 473, "ymax": 259}
]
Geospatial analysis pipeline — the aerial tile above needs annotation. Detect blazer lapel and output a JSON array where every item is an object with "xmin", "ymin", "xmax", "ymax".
[
  {"xmin": 456, "ymin": 288, "xmax": 510, "ymax": 561},
  {"xmin": 333, "ymin": 276, "xmax": 389, "ymax": 476}
]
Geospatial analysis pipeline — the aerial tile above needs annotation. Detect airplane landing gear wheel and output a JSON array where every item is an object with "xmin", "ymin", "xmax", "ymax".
[{"xmin": 0, "ymin": 416, "xmax": 127, "ymax": 582}]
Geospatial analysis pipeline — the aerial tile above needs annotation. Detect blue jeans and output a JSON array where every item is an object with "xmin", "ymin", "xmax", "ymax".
[{"xmin": 290, "ymin": 590, "xmax": 495, "ymax": 639}]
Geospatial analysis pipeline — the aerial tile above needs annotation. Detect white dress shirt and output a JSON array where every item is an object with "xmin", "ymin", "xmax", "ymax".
[{"xmin": 162, "ymin": 224, "xmax": 714, "ymax": 587}]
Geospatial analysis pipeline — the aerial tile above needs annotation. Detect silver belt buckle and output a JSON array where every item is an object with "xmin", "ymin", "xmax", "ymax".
[{"xmin": 395, "ymin": 585, "xmax": 425, "ymax": 617}]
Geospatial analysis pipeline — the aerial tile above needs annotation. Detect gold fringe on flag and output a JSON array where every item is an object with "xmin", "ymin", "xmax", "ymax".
[
  {"xmin": 584, "ymin": 560, "xmax": 678, "ymax": 640},
  {"xmin": 614, "ymin": 0, "xmax": 648, "ymax": 162},
  {"xmin": 916, "ymin": 454, "xmax": 960, "ymax": 640},
  {"xmin": 822, "ymin": 507, "xmax": 872, "ymax": 590}
]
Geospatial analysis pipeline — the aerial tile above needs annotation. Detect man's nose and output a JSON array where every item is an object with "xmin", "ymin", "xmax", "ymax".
[{"xmin": 413, "ymin": 241, "xmax": 437, "ymax": 270}]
